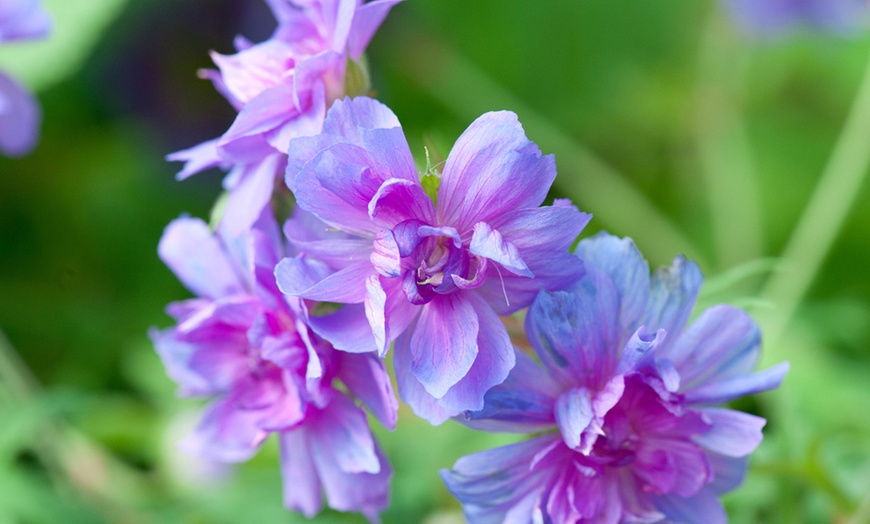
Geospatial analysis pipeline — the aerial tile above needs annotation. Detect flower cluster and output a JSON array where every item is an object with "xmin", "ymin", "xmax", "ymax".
[
  {"xmin": 151, "ymin": 210, "xmax": 396, "ymax": 519},
  {"xmin": 168, "ymin": 0, "xmax": 402, "ymax": 236},
  {"xmin": 154, "ymin": 1, "xmax": 788, "ymax": 522},
  {"xmin": 0, "ymin": 0, "xmax": 51, "ymax": 157}
]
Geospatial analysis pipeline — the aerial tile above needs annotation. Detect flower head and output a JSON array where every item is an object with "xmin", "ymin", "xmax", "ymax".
[
  {"xmin": 277, "ymin": 96, "xmax": 590, "ymax": 423},
  {"xmin": 722, "ymin": 0, "xmax": 868, "ymax": 34},
  {"xmin": 168, "ymin": 0, "xmax": 402, "ymax": 235},
  {"xmin": 441, "ymin": 232, "xmax": 789, "ymax": 523},
  {"xmin": 0, "ymin": 0, "xmax": 51, "ymax": 157},
  {"xmin": 150, "ymin": 210, "xmax": 396, "ymax": 521}
]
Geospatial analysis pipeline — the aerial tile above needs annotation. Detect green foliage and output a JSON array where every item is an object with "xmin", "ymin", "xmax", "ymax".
[{"xmin": 1, "ymin": 0, "xmax": 870, "ymax": 522}]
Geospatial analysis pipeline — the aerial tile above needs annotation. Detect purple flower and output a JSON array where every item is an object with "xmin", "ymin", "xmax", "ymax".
[
  {"xmin": 276, "ymin": 96, "xmax": 591, "ymax": 424},
  {"xmin": 0, "ymin": 0, "xmax": 51, "ymax": 157},
  {"xmin": 722, "ymin": 0, "xmax": 868, "ymax": 34},
  {"xmin": 168, "ymin": 0, "xmax": 402, "ymax": 235},
  {"xmin": 441, "ymin": 232, "xmax": 790, "ymax": 523},
  {"xmin": 150, "ymin": 210, "xmax": 397, "ymax": 521}
]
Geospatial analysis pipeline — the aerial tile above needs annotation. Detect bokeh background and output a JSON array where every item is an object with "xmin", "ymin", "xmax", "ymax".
[{"xmin": 1, "ymin": 0, "xmax": 869, "ymax": 522}]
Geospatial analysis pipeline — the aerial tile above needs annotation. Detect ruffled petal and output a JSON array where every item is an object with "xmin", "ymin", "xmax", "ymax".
[
  {"xmin": 441, "ymin": 434, "xmax": 562, "ymax": 523},
  {"xmin": 525, "ymin": 268, "xmax": 621, "ymax": 390},
  {"xmin": 437, "ymin": 111, "xmax": 557, "ymax": 232},
  {"xmin": 305, "ymin": 303, "xmax": 377, "ymax": 353},
  {"xmin": 220, "ymin": 154, "xmax": 285, "ymax": 236},
  {"xmin": 279, "ymin": 429, "xmax": 323, "ymax": 517},
  {"xmin": 435, "ymin": 293, "xmax": 516, "ymax": 414},
  {"xmin": 684, "ymin": 361, "xmax": 789, "ymax": 405},
  {"xmin": 158, "ymin": 217, "xmax": 244, "ymax": 299},
  {"xmin": 642, "ymin": 255, "xmax": 703, "ymax": 354},
  {"xmin": 461, "ymin": 349, "xmax": 558, "ymax": 433},
  {"xmin": 346, "ymin": 0, "xmax": 403, "ymax": 59},
  {"xmin": 469, "ymin": 222, "xmax": 533, "ymax": 277},
  {"xmin": 181, "ymin": 393, "xmax": 268, "ymax": 462},
  {"xmin": 707, "ymin": 453, "xmax": 748, "ymax": 494},
  {"xmin": 694, "ymin": 408, "xmax": 766, "ymax": 457},
  {"xmin": 275, "ymin": 255, "xmax": 371, "ymax": 303},
  {"xmin": 150, "ymin": 323, "xmax": 248, "ymax": 396},
  {"xmin": 409, "ymin": 294, "xmax": 480, "ymax": 399},
  {"xmin": 394, "ymin": 325, "xmax": 459, "ymax": 424},
  {"xmin": 653, "ymin": 487, "xmax": 726, "ymax": 524},
  {"xmin": 337, "ymin": 351, "xmax": 398, "ymax": 430},
  {"xmin": 664, "ymin": 305, "xmax": 761, "ymax": 390},
  {"xmin": 165, "ymin": 138, "xmax": 225, "ymax": 180},
  {"xmin": 309, "ymin": 393, "xmax": 380, "ymax": 474},
  {"xmin": 574, "ymin": 232, "xmax": 651, "ymax": 339}
]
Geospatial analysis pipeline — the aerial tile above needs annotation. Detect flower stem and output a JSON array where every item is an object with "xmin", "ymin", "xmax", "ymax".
[{"xmin": 759, "ymin": 47, "xmax": 870, "ymax": 353}]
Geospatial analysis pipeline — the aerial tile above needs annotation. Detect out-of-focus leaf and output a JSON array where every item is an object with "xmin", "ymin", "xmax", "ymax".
[
  {"xmin": 0, "ymin": 390, "xmax": 85, "ymax": 462},
  {"xmin": 0, "ymin": 0, "xmax": 129, "ymax": 91}
]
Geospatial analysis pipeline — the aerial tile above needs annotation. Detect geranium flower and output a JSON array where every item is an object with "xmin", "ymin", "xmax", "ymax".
[
  {"xmin": 168, "ymin": 0, "xmax": 402, "ymax": 235},
  {"xmin": 150, "ymin": 211, "xmax": 396, "ymax": 521},
  {"xmin": 722, "ymin": 0, "xmax": 868, "ymax": 34},
  {"xmin": 277, "ymin": 96, "xmax": 590, "ymax": 423},
  {"xmin": 441, "ymin": 232, "xmax": 789, "ymax": 523},
  {"xmin": 0, "ymin": 0, "xmax": 51, "ymax": 157}
]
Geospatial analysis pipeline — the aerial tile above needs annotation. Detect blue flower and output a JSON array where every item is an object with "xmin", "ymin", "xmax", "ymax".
[{"xmin": 442, "ymin": 232, "xmax": 789, "ymax": 523}]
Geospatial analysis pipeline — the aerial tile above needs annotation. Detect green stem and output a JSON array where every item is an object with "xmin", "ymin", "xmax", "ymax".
[
  {"xmin": 759, "ymin": 47, "xmax": 870, "ymax": 354},
  {"xmin": 403, "ymin": 38, "xmax": 708, "ymax": 268},
  {"xmin": 693, "ymin": 13, "xmax": 764, "ymax": 270}
]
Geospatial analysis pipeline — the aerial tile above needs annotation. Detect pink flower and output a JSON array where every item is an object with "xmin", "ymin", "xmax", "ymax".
[
  {"xmin": 151, "ymin": 211, "xmax": 396, "ymax": 521},
  {"xmin": 168, "ymin": 0, "xmax": 402, "ymax": 235}
]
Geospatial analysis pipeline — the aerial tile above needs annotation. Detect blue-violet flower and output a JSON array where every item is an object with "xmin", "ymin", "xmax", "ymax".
[
  {"xmin": 441, "ymin": 232, "xmax": 789, "ymax": 523},
  {"xmin": 276, "ymin": 96, "xmax": 590, "ymax": 423}
]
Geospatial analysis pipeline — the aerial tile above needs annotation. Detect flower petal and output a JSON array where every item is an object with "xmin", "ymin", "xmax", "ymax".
[
  {"xmin": 574, "ymin": 232, "xmax": 651, "ymax": 338},
  {"xmin": 165, "ymin": 138, "xmax": 225, "ymax": 180},
  {"xmin": 309, "ymin": 393, "xmax": 380, "ymax": 474},
  {"xmin": 653, "ymin": 488, "xmax": 726, "ymax": 524},
  {"xmin": 279, "ymin": 429, "xmax": 323, "ymax": 518},
  {"xmin": 435, "ymin": 294, "xmax": 516, "ymax": 414},
  {"xmin": 642, "ymin": 255, "xmax": 703, "ymax": 353},
  {"xmin": 158, "ymin": 217, "xmax": 243, "ymax": 299},
  {"xmin": 684, "ymin": 361, "xmax": 789, "ymax": 405},
  {"xmin": 346, "ymin": 0, "xmax": 404, "ymax": 59},
  {"xmin": 275, "ymin": 255, "xmax": 370, "ymax": 303},
  {"xmin": 694, "ymin": 408, "xmax": 766, "ymax": 457},
  {"xmin": 525, "ymin": 268, "xmax": 621, "ymax": 390},
  {"xmin": 437, "ymin": 111, "xmax": 557, "ymax": 232},
  {"xmin": 410, "ymin": 294, "xmax": 480, "ymax": 399},
  {"xmin": 305, "ymin": 303, "xmax": 377, "ymax": 354},
  {"xmin": 469, "ymin": 221, "xmax": 533, "ymax": 277},
  {"xmin": 0, "ymin": 71, "xmax": 40, "ymax": 157},
  {"xmin": 220, "ymin": 154, "xmax": 285, "ymax": 236},
  {"xmin": 394, "ymin": 327, "xmax": 459, "ymax": 424},
  {"xmin": 337, "ymin": 352, "xmax": 398, "ymax": 430},
  {"xmin": 461, "ymin": 349, "xmax": 558, "ymax": 433}
]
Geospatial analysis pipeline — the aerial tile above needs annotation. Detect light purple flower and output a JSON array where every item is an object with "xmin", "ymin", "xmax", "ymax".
[
  {"xmin": 0, "ymin": 0, "xmax": 51, "ymax": 157},
  {"xmin": 441, "ymin": 232, "xmax": 790, "ymax": 523},
  {"xmin": 168, "ymin": 0, "xmax": 402, "ymax": 235},
  {"xmin": 722, "ymin": 0, "xmax": 868, "ymax": 34},
  {"xmin": 150, "ymin": 210, "xmax": 397, "ymax": 521},
  {"xmin": 276, "ymin": 96, "xmax": 591, "ymax": 424}
]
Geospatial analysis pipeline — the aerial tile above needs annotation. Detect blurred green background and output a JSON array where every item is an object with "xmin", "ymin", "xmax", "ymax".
[{"xmin": 1, "ymin": 0, "xmax": 869, "ymax": 522}]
